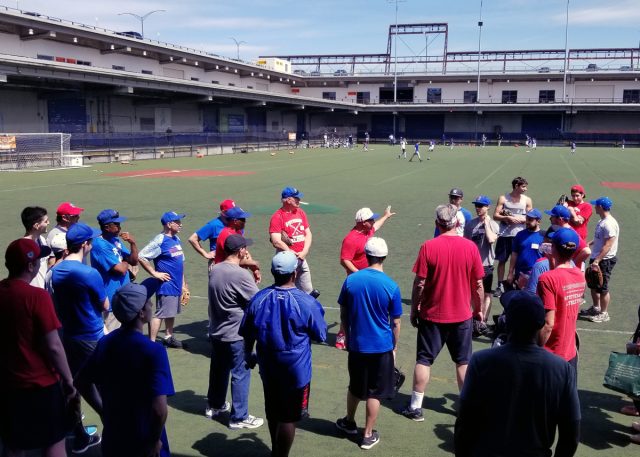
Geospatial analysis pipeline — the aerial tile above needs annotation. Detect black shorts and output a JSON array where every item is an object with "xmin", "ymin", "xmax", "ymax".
[
  {"xmin": 416, "ymin": 319, "xmax": 473, "ymax": 366},
  {"xmin": 263, "ymin": 381, "xmax": 310, "ymax": 423},
  {"xmin": 590, "ymin": 257, "xmax": 617, "ymax": 293},
  {"xmin": 482, "ymin": 265, "xmax": 494, "ymax": 294},
  {"xmin": 495, "ymin": 236, "xmax": 513, "ymax": 263},
  {"xmin": 0, "ymin": 382, "xmax": 67, "ymax": 450},
  {"xmin": 63, "ymin": 337, "xmax": 98, "ymax": 376},
  {"xmin": 347, "ymin": 351, "xmax": 395, "ymax": 400}
]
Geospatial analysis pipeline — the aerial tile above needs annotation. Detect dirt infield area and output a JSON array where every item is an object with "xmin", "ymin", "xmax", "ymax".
[{"xmin": 105, "ymin": 169, "xmax": 254, "ymax": 178}]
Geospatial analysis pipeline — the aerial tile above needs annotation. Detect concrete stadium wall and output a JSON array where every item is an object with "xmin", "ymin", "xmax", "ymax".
[{"xmin": 0, "ymin": 89, "xmax": 47, "ymax": 132}]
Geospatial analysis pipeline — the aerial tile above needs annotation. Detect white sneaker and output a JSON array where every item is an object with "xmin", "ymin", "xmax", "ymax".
[
  {"xmin": 589, "ymin": 311, "xmax": 610, "ymax": 323},
  {"xmin": 229, "ymin": 414, "xmax": 264, "ymax": 429},
  {"xmin": 205, "ymin": 401, "xmax": 231, "ymax": 419}
]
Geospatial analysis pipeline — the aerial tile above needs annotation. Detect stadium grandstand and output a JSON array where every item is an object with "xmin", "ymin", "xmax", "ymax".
[{"xmin": 0, "ymin": 6, "xmax": 639, "ymax": 165}]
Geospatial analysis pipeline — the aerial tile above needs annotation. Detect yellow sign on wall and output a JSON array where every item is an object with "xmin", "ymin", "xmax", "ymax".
[{"xmin": 0, "ymin": 135, "xmax": 16, "ymax": 150}]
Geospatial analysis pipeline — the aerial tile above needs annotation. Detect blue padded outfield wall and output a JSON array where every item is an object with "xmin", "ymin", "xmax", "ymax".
[{"xmin": 47, "ymin": 98, "xmax": 87, "ymax": 133}]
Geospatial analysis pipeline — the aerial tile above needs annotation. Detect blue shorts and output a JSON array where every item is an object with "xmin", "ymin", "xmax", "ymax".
[{"xmin": 416, "ymin": 319, "xmax": 473, "ymax": 366}]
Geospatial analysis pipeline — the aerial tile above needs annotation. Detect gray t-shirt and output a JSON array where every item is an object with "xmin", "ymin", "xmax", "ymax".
[
  {"xmin": 591, "ymin": 215, "xmax": 619, "ymax": 260},
  {"xmin": 208, "ymin": 262, "xmax": 259, "ymax": 342},
  {"xmin": 464, "ymin": 217, "xmax": 500, "ymax": 266}
]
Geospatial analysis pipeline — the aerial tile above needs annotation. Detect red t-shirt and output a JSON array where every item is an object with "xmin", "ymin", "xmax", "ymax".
[
  {"xmin": 269, "ymin": 208, "xmax": 310, "ymax": 253},
  {"xmin": 340, "ymin": 227, "xmax": 375, "ymax": 273},
  {"xmin": 412, "ymin": 235, "xmax": 484, "ymax": 323},
  {"xmin": 0, "ymin": 278, "xmax": 61, "ymax": 389},
  {"xmin": 537, "ymin": 267, "xmax": 585, "ymax": 361},
  {"xmin": 567, "ymin": 201, "xmax": 592, "ymax": 241},
  {"xmin": 214, "ymin": 226, "xmax": 242, "ymax": 264}
]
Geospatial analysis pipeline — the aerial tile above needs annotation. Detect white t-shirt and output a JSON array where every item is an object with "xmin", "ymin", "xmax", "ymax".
[{"xmin": 591, "ymin": 215, "xmax": 619, "ymax": 260}]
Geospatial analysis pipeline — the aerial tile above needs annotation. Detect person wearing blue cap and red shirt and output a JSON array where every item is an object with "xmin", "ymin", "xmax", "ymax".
[
  {"xmin": 580, "ymin": 197, "xmax": 619, "ymax": 323},
  {"xmin": 0, "ymin": 238, "xmax": 79, "ymax": 457},
  {"xmin": 91, "ymin": 208, "xmax": 139, "ymax": 331},
  {"xmin": 269, "ymin": 187, "xmax": 315, "ymax": 294},
  {"xmin": 455, "ymin": 290, "xmax": 580, "ymax": 457},
  {"xmin": 51, "ymin": 222, "xmax": 107, "ymax": 453},
  {"xmin": 464, "ymin": 195, "xmax": 500, "ymax": 335},
  {"xmin": 188, "ymin": 199, "xmax": 236, "ymax": 274},
  {"xmin": 139, "ymin": 211, "xmax": 187, "ymax": 348},
  {"xmin": 506, "ymin": 208, "xmax": 544, "ymax": 288},
  {"xmin": 537, "ymin": 227, "xmax": 586, "ymax": 374},
  {"xmin": 544, "ymin": 205, "xmax": 591, "ymax": 269},
  {"xmin": 79, "ymin": 279, "xmax": 175, "ymax": 457},
  {"xmin": 240, "ymin": 250, "xmax": 327, "ymax": 456}
]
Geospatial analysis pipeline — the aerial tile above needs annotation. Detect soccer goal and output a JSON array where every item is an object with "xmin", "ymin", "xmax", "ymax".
[{"xmin": 0, "ymin": 133, "xmax": 76, "ymax": 171}]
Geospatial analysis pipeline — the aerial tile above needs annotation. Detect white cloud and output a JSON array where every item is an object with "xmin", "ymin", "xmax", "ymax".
[
  {"xmin": 185, "ymin": 17, "xmax": 305, "ymax": 30},
  {"xmin": 552, "ymin": 1, "xmax": 640, "ymax": 25}
]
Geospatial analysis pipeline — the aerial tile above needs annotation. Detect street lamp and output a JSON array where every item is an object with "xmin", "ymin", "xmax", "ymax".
[
  {"xmin": 117, "ymin": 10, "xmax": 165, "ymax": 39},
  {"xmin": 229, "ymin": 37, "xmax": 246, "ymax": 61},
  {"xmin": 562, "ymin": 0, "xmax": 570, "ymax": 101},
  {"xmin": 388, "ymin": 0, "xmax": 405, "ymax": 143},
  {"xmin": 476, "ymin": 0, "xmax": 483, "ymax": 104}
]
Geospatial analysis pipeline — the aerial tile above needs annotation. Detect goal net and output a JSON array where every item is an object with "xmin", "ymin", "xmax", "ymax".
[{"xmin": 0, "ymin": 133, "xmax": 74, "ymax": 171}]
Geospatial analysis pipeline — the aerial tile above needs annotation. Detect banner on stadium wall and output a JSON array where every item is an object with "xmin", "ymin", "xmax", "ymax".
[
  {"xmin": 288, "ymin": 132, "xmax": 296, "ymax": 141},
  {"xmin": 0, "ymin": 135, "xmax": 16, "ymax": 151},
  {"xmin": 227, "ymin": 114, "xmax": 245, "ymax": 133}
]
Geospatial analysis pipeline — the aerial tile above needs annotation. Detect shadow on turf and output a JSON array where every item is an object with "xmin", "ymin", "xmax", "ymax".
[
  {"xmin": 189, "ymin": 431, "xmax": 271, "ymax": 457},
  {"xmin": 173, "ymin": 320, "xmax": 212, "ymax": 358},
  {"xmin": 579, "ymin": 389, "xmax": 635, "ymax": 450}
]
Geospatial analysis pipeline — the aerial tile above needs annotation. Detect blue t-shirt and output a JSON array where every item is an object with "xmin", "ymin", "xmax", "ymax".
[
  {"xmin": 83, "ymin": 329, "xmax": 174, "ymax": 457},
  {"xmin": 195, "ymin": 216, "xmax": 226, "ymax": 252},
  {"xmin": 240, "ymin": 286, "xmax": 327, "ymax": 389},
  {"xmin": 51, "ymin": 260, "xmax": 106, "ymax": 341},
  {"xmin": 512, "ymin": 229, "xmax": 545, "ymax": 276},
  {"xmin": 337, "ymin": 268, "xmax": 403, "ymax": 353},
  {"xmin": 91, "ymin": 235, "xmax": 131, "ymax": 307},
  {"xmin": 525, "ymin": 258, "xmax": 550, "ymax": 294},
  {"xmin": 139, "ymin": 234, "xmax": 185, "ymax": 297}
]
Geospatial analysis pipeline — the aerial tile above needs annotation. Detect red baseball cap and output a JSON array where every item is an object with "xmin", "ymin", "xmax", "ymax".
[
  {"xmin": 570, "ymin": 185, "xmax": 586, "ymax": 196},
  {"xmin": 219, "ymin": 199, "xmax": 236, "ymax": 212},
  {"xmin": 56, "ymin": 202, "xmax": 84, "ymax": 216},
  {"xmin": 5, "ymin": 238, "xmax": 51, "ymax": 270}
]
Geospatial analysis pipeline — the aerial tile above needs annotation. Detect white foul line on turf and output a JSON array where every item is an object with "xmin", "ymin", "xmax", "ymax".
[
  {"xmin": 474, "ymin": 153, "xmax": 518, "ymax": 189},
  {"xmin": 559, "ymin": 154, "xmax": 580, "ymax": 185},
  {"xmin": 191, "ymin": 295, "xmax": 627, "ymax": 335},
  {"xmin": 379, "ymin": 167, "xmax": 425, "ymax": 184}
]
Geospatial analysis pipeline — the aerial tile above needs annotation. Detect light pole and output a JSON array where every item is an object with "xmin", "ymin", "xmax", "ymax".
[
  {"xmin": 117, "ymin": 10, "xmax": 165, "ymax": 39},
  {"xmin": 476, "ymin": 0, "xmax": 483, "ymax": 103},
  {"xmin": 562, "ymin": 0, "xmax": 570, "ymax": 102},
  {"xmin": 229, "ymin": 37, "xmax": 246, "ymax": 60},
  {"xmin": 388, "ymin": 0, "xmax": 405, "ymax": 142}
]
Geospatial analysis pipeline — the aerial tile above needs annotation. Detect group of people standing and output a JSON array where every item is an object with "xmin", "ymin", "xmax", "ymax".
[{"xmin": 0, "ymin": 176, "xmax": 622, "ymax": 456}]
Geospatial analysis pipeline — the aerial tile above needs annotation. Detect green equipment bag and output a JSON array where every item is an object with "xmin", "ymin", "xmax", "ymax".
[{"xmin": 603, "ymin": 352, "xmax": 640, "ymax": 397}]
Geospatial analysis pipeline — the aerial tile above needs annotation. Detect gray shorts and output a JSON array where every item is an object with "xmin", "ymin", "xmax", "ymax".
[{"xmin": 155, "ymin": 294, "xmax": 181, "ymax": 319}]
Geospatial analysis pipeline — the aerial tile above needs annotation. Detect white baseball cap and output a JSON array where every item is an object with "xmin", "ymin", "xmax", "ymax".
[
  {"xmin": 364, "ymin": 237, "xmax": 388, "ymax": 257},
  {"xmin": 355, "ymin": 208, "xmax": 380, "ymax": 222}
]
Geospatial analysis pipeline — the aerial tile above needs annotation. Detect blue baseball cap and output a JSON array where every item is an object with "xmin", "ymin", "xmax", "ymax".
[
  {"xmin": 544, "ymin": 205, "xmax": 571, "ymax": 220},
  {"xmin": 97, "ymin": 209, "xmax": 127, "ymax": 226},
  {"xmin": 548, "ymin": 227, "xmax": 579, "ymax": 251},
  {"xmin": 160, "ymin": 211, "xmax": 186, "ymax": 225},
  {"xmin": 526, "ymin": 208, "xmax": 542, "ymax": 219},
  {"xmin": 271, "ymin": 251, "xmax": 298, "ymax": 274},
  {"xmin": 66, "ymin": 222, "xmax": 101, "ymax": 246},
  {"xmin": 281, "ymin": 187, "xmax": 304, "ymax": 199},
  {"xmin": 590, "ymin": 196, "xmax": 613, "ymax": 211},
  {"xmin": 225, "ymin": 207, "xmax": 251, "ymax": 220},
  {"xmin": 472, "ymin": 195, "xmax": 492, "ymax": 206},
  {"xmin": 112, "ymin": 278, "xmax": 161, "ymax": 323}
]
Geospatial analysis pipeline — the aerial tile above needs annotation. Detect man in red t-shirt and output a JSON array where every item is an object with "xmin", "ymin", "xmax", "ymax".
[
  {"xmin": 0, "ymin": 239, "xmax": 78, "ymax": 455},
  {"xmin": 269, "ymin": 187, "xmax": 314, "ymax": 293},
  {"xmin": 544, "ymin": 205, "xmax": 591, "ymax": 269},
  {"xmin": 215, "ymin": 206, "xmax": 261, "ymax": 283},
  {"xmin": 537, "ymin": 228, "xmax": 586, "ymax": 373},
  {"xmin": 566, "ymin": 184, "xmax": 592, "ymax": 241},
  {"xmin": 401, "ymin": 204, "xmax": 484, "ymax": 422},
  {"xmin": 334, "ymin": 206, "xmax": 395, "ymax": 350}
]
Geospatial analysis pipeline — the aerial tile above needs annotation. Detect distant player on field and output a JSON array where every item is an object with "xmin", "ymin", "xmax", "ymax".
[{"xmin": 409, "ymin": 141, "xmax": 423, "ymax": 162}]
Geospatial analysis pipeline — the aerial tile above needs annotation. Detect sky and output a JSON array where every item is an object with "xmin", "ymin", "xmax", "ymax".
[{"xmin": 7, "ymin": 0, "xmax": 640, "ymax": 61}]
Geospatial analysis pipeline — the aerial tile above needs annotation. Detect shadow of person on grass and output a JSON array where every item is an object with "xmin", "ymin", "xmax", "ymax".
[
  {"xmin": 191, "ymin": 431, "xmax": 271, "ymax": 457},
  {"xmin": 170, "ymin": 389, "xmax": 209, "ymax": 418},
  {"xmin": 579, "ymin": 388, "xmax": 633, "ymax": 450},
  {"xmin": 385, "ymin": 391, "xmax": 451, "ymax": 417},
  {"xmin": 173, "ymin": 320, "xmax": 212, "ymax": 358}
]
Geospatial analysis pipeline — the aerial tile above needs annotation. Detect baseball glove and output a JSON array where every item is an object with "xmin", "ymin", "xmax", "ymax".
[
  {"xmin": 557, "ymin": 194, "xmax": 569, "ymax": 206},
  {"xmin": 180, "ymin": 284, "xmax": 191, "ymax": 307},
  {"xmin": 585, "ymin": 264, "xmax": 604, "ymax": 290},
  {"xmin": 500, "ymin": 208, "xmax": 513, "ymax": 217},
  {"xmin": 393, "ymin": 366, "xmax": 406, "ymax": 395}
]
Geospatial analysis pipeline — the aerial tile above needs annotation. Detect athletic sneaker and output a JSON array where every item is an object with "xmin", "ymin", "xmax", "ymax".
[
  {"xmin": 579, "ymin": 306, "xmax": 601, "ymax": 317},
  {"xmin": 360, "ymin": 430, "xmax": 380, "ymax": 450},
  {"xmin": 335, "ymin": 416, "xmax": 358, "ymax": 435},
  {"xmin": 229, "ymin": 414, "xmax": 264, "ymax": 429},
  {"xmin": 399, "ymin": 406, "xmax": 424, "ymax": 422},
  {"xmin": 589, "ymin": 311, "xmax": 610, "ymax": 323},
  {"xmin": 205, "ymin": 401, "xmax": 231, "ymax": 419},
  {"xmin": 335, "ymin": 332, "xmax": 346, "ymax": 350},
  {"xmin": 66, "ymin": 425, "xmax": 98, "ymax": 439},
  {"xmin": 493, "ymin": 282, "xmax": 504, "ymax": 298},
  {"xmin": 163, "ymin": 335, "xmax": 183, "ymax": 349},
  {"xmin": 72, "ymin": 434, "xmax": 101, "ymax": 454}
]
